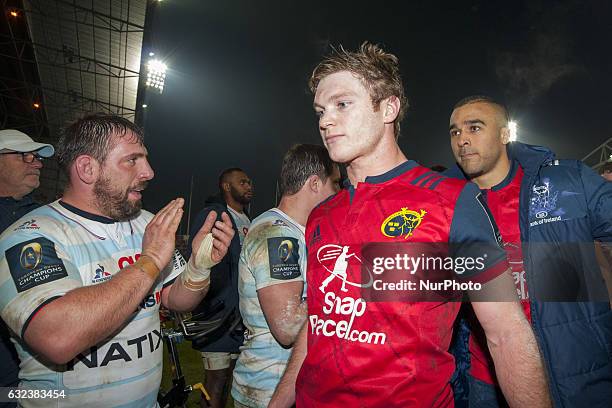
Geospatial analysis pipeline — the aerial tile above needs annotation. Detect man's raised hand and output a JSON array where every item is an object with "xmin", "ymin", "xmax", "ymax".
[
  {"xmin": 191, "ymin": 210, "xmax": 235, "ymax": 269},
  {"xmin": 141, "ymin": 198, "xmax": 184, "ymax": 271}
]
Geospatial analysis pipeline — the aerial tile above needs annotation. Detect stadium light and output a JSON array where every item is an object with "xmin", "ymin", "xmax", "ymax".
[
  {"xmin": 145, "ymin": 59, "xmax": 167, "ymax": 94},
  {"xmin": 508, "ymin": 120, "xmax": 518, "ymax": 142}
]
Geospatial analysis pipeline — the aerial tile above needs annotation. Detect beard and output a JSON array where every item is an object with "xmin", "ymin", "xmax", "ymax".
[
  {"xmin": 457, "ymin": 148, "xmax": 498, "ymax": 180},
  {"xmin": 93, "ymin": 176, "xmax": 147, "ymax": 221},
  {"xmin": 230, "ymin": 185, "xmax": 252, "ymax": 206}
]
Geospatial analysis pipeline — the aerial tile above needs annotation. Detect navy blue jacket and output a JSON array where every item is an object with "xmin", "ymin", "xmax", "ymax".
[
  {"xmin": 187, "ymin": 194, "xmax": 247, "ymax": 353},
  {"xmin": 445, "ymin": 142, "xmax": 612, "ymax": 407},
  {"xmin": 0, "ymin": 194, "xmax": 41, "ymax": 407}
]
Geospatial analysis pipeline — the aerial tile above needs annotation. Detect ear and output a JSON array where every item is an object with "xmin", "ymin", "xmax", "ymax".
[
  {"xmin": 382, "ymin": 95, "xmax": 401, "ymax": 124},
  {"xmin": 307, "ymin": 174, "xmax": 320, "ymax": 193},
  {"xmin": 500, "ymin": 127, "xmax": 511, "ymax": 145},
  {"xmin": 74, "ymin": 155, "xmax": 100, "ymax": 185},
  {"xmin": 222, "ymin": 182, "xmax": 231, "ymax": 192}
]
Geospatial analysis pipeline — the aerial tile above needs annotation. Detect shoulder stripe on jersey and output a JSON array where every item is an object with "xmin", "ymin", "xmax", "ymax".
[
  {"xmin": 417, "ymin": 173, "xmax": 441, "ymax": 188},
  {"xmin": 428, "ymin": 175, "xmax": 447, "ymax": 190},
  {"xmin": 410, "ymin": 171, "xmax": 434, "ymax": 186},
  {"xmin": 21, "ymin": 295, "xmax": 62, "ymax": 339}
]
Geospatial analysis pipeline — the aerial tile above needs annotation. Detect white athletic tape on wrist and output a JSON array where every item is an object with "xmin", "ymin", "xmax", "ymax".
[
  {"xmin": 194, "ymin": 232, "xmax": 218, "ymax": 270},
  {"xmin": 181, "ymin": 258, "xmax": 211, "ymax": 291}
]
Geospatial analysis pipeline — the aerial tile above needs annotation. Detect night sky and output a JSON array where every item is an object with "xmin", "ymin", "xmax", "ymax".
[{"xmin": 140, "ymin": 0, "xmax": 612, "ymax": 230}]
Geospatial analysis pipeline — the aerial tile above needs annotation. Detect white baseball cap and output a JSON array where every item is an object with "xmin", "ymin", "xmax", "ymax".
[{"xmin": 0, "ymin": 129, "xmax": 54, "ymax": 157}]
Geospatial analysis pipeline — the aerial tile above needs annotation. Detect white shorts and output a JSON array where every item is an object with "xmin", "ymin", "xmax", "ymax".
[{"xmin": 201, "ymin": 351, "xmax": 239, "ymax": 370}]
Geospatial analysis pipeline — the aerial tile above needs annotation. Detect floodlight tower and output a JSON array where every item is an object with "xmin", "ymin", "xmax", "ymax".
[
  {"xmin": 145, "ymin": 59, "xmax": 167, "ymax": 94},
  {"xmin": 508, "ymin": 120, "xmax": 518, "ymax": 142}
]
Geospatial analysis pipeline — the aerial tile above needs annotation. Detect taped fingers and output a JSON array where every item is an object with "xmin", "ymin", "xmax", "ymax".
[{"xmin": 193, "ymin": 233, "xmax": 218, "ymax": 270}]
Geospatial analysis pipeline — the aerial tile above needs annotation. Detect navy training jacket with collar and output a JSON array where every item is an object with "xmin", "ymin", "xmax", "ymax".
[{"xmin": 445, "ymin": 142, "xmax": 612, "ymax": 407}]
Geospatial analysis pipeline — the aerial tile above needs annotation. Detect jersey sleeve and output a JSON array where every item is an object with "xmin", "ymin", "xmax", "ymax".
[
  {"xmin": 449, "ymin": 182, "xmax": 509, "ymax": 283},
  {"xmin": 161, "ymin": 249, "xmax": 187, "ymax": 288},
  {"xmin": 0, "ymin": 228, "xmax": 83, "ymax": 339},
  {"xmin": 243, "ymin": 224, "xmax": 305, "ymax": 291}
]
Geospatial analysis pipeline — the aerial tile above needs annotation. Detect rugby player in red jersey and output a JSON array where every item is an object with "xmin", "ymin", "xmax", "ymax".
[{"xmin": 269, "ymin": 43, "xmax": 550, "ymax": 408}]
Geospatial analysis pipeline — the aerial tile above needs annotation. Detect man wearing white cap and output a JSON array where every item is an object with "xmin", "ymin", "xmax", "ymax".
[
  {"xmin": 0, "ymin": 129, "xmax": 54, "ymax": 232},
  {"xmin": 0, "ymin": 129, "xmax": 54, "ymax": 408}
]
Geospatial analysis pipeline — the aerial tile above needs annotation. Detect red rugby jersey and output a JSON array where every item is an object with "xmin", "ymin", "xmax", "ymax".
[
  {"xmin": 296, "ymin": 161, "xmax": 509, "ymax": 408},
  {"xmin": 469, "ymin": 163, "xmax": 531, "ymax": 385}
]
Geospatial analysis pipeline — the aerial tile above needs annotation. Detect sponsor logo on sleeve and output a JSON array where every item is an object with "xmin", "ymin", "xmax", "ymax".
[
  {"xmin": 6, "ymin": 238, "xmax": 68, "ymax": 292},
  {"xmin": 267, "ymin": 237, "xmax": 301, "ymax": 280},
  {"xmin": 14, "ymin": 219, "xmax": 40, "ymax": 231}
]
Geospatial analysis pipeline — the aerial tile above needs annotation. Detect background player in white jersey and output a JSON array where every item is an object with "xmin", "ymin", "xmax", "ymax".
[
  {"xmin": 0, "ymin": 114, "xmax": 234, "ymax": 407},
  {"xmin": 187, "ymin": 167, "xmax": 253, "ymax": 408},
  {"xmin": 232, "ymin": 144, "xmax": 340, "ymax": 407}
]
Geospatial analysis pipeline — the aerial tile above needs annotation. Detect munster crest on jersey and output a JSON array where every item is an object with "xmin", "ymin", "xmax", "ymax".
[{"xmin": 381, "ymin": 208, "xmax": 426, "ymax": 239}]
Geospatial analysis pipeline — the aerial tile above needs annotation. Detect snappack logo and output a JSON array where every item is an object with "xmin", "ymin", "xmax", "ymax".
[
  {"xmin": 309, "ymin": 244, "xmax": 387, "ymax": 346},
  {"xmin": 317, "ymin": 245, "xmax": 373, "ymax": 293}
]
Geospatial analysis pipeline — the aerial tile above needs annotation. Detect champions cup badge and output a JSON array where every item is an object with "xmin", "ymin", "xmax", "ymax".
[
  {"xmin": 278, "ymin": 239, "xmax": 294, "ymax": 262},
  {"xmin": 381, "ymin": 208, "xmax": 426, "ymax": 238},
  {"xmin": 20, "ymin": 242, "xmax": 42, "ymax": 270}
]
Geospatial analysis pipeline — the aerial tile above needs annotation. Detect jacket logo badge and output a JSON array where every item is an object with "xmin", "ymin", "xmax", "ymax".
[
  {"xmin": 530, "ymin": 180, "xmax": 559, "ymax": 219},
  {"xmin": 380, "ymin": 208, "xmax": 426, "ymax": 239}
]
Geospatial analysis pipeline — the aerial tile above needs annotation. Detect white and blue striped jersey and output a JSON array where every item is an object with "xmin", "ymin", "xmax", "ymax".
[
  {"xmin": 227, "ymin": 206, "xmax": 250, "ymax": 246},
  {"xmin": 231, "ymin": 208, "xmax": 306, "ymax": 407},
  {"xmin": 0, "ymin": 200, "xmax": 185, "ymax": 407}
]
